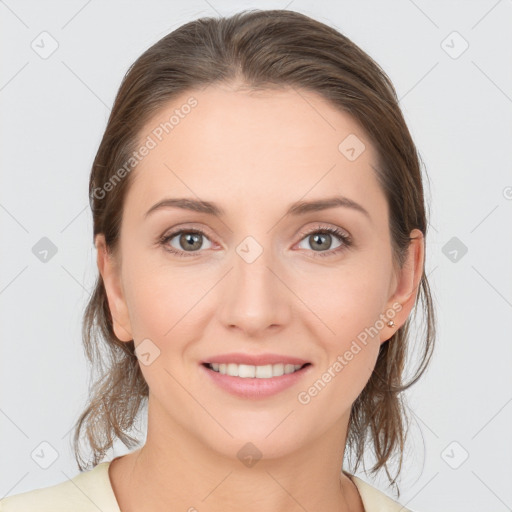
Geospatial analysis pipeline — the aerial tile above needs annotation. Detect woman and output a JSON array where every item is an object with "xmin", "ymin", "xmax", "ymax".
[{"xmin": 1, "ymin": 9, "xmax": 435, "ymax": 512}]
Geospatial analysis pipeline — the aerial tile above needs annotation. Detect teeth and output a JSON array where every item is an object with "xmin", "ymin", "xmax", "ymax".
[{"xmin": 209, "ymin": 363, "xmax": 304, "ymax": 378}]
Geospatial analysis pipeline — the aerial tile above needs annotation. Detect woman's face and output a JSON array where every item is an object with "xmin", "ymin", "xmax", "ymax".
[{"xmin": 97, "ymin": 83, "xmax": 422, "ymax": 461}]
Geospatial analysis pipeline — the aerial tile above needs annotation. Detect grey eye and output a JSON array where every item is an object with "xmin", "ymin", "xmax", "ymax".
[
  {"xmin": 169, "ymin": 232, "xmax": 213, "ymax": 252},
  {"xmin": 298, "ymin": 232, "xmax": 342, "ymax": 252}
]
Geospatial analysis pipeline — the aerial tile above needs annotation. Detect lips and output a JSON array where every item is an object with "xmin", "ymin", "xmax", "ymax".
[
  {"xmin": 200, "ymin": 357, "xmax": 313, "ymax": 398},
  {"xmin": 201, "ymin": 352, "xmax": 311, "ymax": 367}
]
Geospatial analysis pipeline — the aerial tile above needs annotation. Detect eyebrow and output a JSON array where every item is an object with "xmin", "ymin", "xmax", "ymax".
[{"xmin": 144, "ymin": 195, "xmax": 371, "ymax": 220}]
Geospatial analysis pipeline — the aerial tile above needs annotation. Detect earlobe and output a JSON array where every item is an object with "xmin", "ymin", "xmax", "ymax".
[
  {"xmin": 95, "ymin": 234, "xmax": 133, "ymax": 342},
  {"xmin": 381, "ymin": 229, "xmax": 425, "ymax": 343}
]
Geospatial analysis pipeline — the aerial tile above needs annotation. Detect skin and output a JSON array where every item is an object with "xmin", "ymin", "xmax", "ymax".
[{"xmin": 96, "ymin": 82, "xmax": 424, "ymax": 512}]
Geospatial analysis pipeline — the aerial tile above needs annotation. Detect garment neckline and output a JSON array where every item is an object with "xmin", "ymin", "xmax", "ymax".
[{"xmin": 94, "ymin": 459, "xmax": 397, "ymax": 512}]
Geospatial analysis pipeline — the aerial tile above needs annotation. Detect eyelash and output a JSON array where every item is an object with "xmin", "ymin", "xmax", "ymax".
[{"xmin": 158, "ymin": 225, "xmax": 352, "ymax": 258}]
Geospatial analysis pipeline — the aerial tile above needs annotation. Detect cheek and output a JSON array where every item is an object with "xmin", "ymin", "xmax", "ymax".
[
  {"xmin": 122, "ymin": 260, "xmax": 212, "ymax": 361},
  {"xmin": 294, "ymin": 269, "xmax": 385, "ymax": 413},
  {"xmin": 289, "ymin": 259, "xmax": 388, "ymax": 398},
  {"xmin": 123, "ymin": 272, "xmax": 195, "ymax": 392},
  {"xmin": 293, "ymin": 257, "xmax": 391, "ymax": 338},
  {"xmin": 120, "ymin": 263, "xmax": 178, "ymax": 360}
]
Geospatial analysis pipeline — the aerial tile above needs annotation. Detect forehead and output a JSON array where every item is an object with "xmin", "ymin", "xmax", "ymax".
[{"xmin": 124, "ymin": 83, "xmax": 385, "ymax": 222}]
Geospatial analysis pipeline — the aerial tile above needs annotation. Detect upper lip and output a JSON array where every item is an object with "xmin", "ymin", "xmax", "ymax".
[{"xmin": 202, "ymin": 353, "xmax": 310, "ymax": 366}]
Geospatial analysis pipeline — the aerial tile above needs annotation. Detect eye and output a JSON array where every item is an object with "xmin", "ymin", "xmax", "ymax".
[
  {"xmin": 158, "ymin": 225, "xmax": 352, "ymax": 258},
  {"xmin": 296, "ymin": 226, "xmax": 352, "ymax": 257},
  {"xmin": 159, "ymin": 229, "xmax": 213, "ymax": 257}
]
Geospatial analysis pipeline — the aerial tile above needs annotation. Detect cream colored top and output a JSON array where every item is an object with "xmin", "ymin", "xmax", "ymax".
[{"xmin": 0, "ymin": 460, "xmax": 412, "ymax": 511}]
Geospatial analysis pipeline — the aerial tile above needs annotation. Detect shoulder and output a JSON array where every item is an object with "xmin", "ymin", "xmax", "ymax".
[
  {"xmin": 0, "ymin": 462, "xmax": 120, "ymax": 512},
  {"xmin": 349, "ymin": 474, "xmax": 414, "ymax": 512}
]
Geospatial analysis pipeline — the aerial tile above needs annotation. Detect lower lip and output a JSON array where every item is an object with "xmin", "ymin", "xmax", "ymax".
[{"xmin": 200, "ymin": 363, "xmax": 312, "ymax": 399}]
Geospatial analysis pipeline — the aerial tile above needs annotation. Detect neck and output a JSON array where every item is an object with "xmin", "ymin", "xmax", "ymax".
[{"xmin": 108, "ymin": 398, "xmax": 364, "ymax": 512}]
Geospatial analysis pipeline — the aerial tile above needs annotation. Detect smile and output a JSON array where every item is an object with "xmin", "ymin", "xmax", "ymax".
[{"xmin": 205, "ymin": 362, "xmax": 309, "ymax": 379}]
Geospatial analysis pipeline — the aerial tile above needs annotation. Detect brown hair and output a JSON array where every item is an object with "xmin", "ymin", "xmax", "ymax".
[{"xmin": 74, "ymin": 9, "xmax": 436, "ymax": 495}]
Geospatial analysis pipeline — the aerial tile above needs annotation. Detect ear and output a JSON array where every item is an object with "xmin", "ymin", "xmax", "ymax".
[
  {"xmin": 380, "ymin": 228, "xmax": 424, "ymax": 344},
  {"xmin": 95, "ymin": 234, "xmax": 133, "ymax": 342}
]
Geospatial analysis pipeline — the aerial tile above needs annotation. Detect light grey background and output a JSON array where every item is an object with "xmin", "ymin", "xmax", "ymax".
[{"xmin": 1, "ymin": 1, "xmax": 511, "ymax": 511}]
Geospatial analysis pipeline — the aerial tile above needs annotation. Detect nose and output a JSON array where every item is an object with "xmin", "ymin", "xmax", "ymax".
[{"xmin": 217, "ymin": 246, "xmax": 292, "ymax": 337}]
